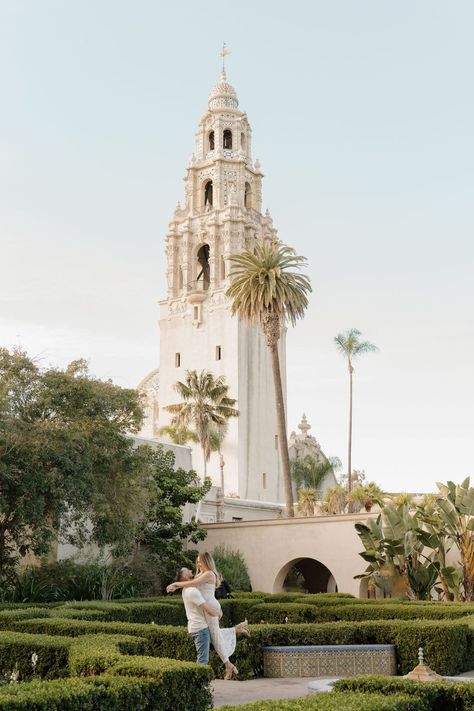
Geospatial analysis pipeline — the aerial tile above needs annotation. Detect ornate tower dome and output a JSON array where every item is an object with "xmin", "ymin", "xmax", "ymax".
[{"xmin": 208, "ymin": 69, "xmax": 239, "ymax": 111}]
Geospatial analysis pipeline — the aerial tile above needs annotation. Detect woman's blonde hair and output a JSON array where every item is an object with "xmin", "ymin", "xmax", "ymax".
[{"xmin": 197, "ymin": 552, "xmax": 222, "ymax": 586}]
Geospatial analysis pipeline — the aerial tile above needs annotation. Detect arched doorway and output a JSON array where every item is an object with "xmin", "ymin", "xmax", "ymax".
[{"xmin": 273, "ymin": 557, "xmax": 337, "ymax": 594}]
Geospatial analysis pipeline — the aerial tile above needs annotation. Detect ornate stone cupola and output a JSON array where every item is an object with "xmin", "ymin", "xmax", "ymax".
[{"xmin": 164, "ymin": 68, "xmax": 276, "ymax": 320}]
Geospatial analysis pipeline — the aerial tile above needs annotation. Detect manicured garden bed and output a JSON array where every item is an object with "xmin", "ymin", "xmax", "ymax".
[{"xmin": 1, "ymin": 594, "xmax": 474, "ymax": 707}]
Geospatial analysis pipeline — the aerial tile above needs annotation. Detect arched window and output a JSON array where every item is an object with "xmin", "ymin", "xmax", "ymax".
[
  {"xmin": 223, "ymin": 129, "xmax": 232, "ymax": 150},
  {"xmin": 220, "ymin": 255, "xmax": 226, "ymax": 281},
  {"xmin": 208, "ymin": 130, "xmax": 215, "ymax": 151},
  {"xmin": 197, "ymin": 244, "xmax": 210, "ymax": 290},
  {"xmin": 204, "ymin": 180, "xmax": 213, "ymax": 209},
  {"xmin": 244, "ymin": 182, "xmax": 251, "ymax": 209},
  {"xmin": 178, "ymin": 267, "xmax": 184, "ymax": 290},
  {"xmin": 241, "ymin": 132, "xmax": 246, "ymax": 151}
]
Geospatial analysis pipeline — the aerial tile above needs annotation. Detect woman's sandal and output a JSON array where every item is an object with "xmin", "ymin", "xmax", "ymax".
[
  {"xmin": 236, "ymin": 619, "xmax": 251, "ymax": 638},
  {"xmin": 224, "ymin": 663, "xmax": 239, "ymax": 680}
]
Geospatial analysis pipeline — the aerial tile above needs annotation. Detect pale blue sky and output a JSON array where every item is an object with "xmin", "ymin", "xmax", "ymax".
[{"xmin": 1, "ymin": 1, "xmax": 473, "ymax": 492}]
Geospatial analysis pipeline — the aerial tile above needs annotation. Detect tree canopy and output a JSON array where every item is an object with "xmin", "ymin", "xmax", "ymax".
[
  {"xmin": 0, "ymin": 349, "xmax": 143, "ymax": 585},
  {"xmin": 135, "ymin": 446, "xmax": 210, "ymax": 585}
]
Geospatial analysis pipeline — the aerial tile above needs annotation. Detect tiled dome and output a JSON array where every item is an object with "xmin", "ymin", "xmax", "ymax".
[{"xmin": 208, "ymin": 70, "xmax": 239, "ymax": 110}]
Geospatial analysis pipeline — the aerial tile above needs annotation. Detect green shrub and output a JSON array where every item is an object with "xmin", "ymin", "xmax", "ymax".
[
  {"xmin": 231, "ymin": 619, "xmax": 470, "ymax": 678},
  {"xmin": 5, "ymin": 559, "xmax": 159, "ymax": 604},
  {"xmin": 0, "ymin": 669, "xmax": 212, "ymax": 711},
  {"xmin": 0, "ymin": 626, "xmax": 213, "ymax": 709},
  {"xmin": 109, "ymin": 656, "xmax": 213, "ymax": 709},
  {"xmin": 324, "ymin": 603, "xmax": 474, "ymax": 622},
  {"xmin": 0, "ymin": 631, "xmax": 72, "ymax": 680},
  {"xmin": 218, "ymin": 691, "xmax": 428, "ymax": 710},
  {"xmin": 333, "ymin": 675, "xmax": 474, "ymax": 711},
  {"xmin": 57, "ymin": 601, "xmax": 188, "ymax": 626},
  {"xmin": 67, "ymin": 634, "xmax": 148, "ymax": 676},
  {"xmin": 0, "ymin": 608, "xmax": 52, "ymax": 623},
  {"xmin": 212, "ymin": 545, "xmax": 252, "ymax": 592},
  {"xmin": 224, "ymin": 599, "xmax": 262, "ymax": 626},
  {"xmin": 262, "ymin": 593, "xmax": 312, "ymax": 603},
  {"xmin": 247, "ymin": 603, "xmax": 332, "ymax": 624}
]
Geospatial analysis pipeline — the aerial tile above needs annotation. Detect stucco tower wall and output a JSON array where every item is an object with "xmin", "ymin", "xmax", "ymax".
[{"xmin": 238, "ymin": 320, "xmax": 286, "ymax": 502}]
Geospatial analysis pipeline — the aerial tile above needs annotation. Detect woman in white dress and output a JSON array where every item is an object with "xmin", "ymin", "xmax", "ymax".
[{"xmin": 167, "ymin": 552, "xmax": 250, "ymax": 679}]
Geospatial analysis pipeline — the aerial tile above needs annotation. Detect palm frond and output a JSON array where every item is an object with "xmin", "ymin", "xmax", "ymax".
[
  {"xmin": 164, "ymin": 370, "xmax": 238, "ymax": 465},
  {"xmin": 226, "ymin": 239, "xmax": 311, "ymax": 329},
  {"xmin": 334, "ymin": 329, "xmax": 378, "ymax": 360}
]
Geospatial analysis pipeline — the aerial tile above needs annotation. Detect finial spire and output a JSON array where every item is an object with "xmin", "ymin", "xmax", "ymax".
[{"xmin": 220, "ymin": 42, "xmax": 231, "ymax": 79}]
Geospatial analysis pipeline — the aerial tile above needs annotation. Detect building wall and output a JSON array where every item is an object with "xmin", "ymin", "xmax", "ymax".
[
  {"xmin": 197, "ymin": 513, "xmax": 381, "ymax": 596},
  {"xmin": 200, "ymin": 485, "xmax": 284, "ymax": 523}
]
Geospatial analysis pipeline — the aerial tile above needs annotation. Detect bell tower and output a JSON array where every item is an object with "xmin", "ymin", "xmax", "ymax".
[{"xmin": 157, "ymin": 67, "xmax": 286, "ymax": 503}]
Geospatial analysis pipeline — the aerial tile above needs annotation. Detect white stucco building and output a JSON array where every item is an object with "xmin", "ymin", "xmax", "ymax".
[{"xmin": 139, "ymin": 68, "xmax": 288, "ymax": 503}]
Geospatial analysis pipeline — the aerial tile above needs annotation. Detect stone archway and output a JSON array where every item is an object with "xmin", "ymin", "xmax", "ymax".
[{"xmin": 273, "ymin": 557, "xmax": 337, "ymax": 594}]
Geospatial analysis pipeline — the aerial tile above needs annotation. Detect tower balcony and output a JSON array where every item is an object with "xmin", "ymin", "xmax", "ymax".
[{"xmin": 186, "ymin": 279, "xmax": 209, "ymax": 304}]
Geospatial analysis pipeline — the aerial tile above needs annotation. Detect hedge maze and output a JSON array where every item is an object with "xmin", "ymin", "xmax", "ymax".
[{"xmin": 1, "ymin": 593, "xmax": 474, "ymax": 709}]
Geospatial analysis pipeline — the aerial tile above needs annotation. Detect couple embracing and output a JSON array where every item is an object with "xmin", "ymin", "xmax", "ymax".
[{"xmin": 167, "ymin": 552, "xmax": 250, "ymax": 679}]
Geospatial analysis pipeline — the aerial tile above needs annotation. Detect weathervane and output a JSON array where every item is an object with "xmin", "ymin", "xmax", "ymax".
[{"xmin": 220, "ymin": 42, "xmax": 231, "ymax": 76}]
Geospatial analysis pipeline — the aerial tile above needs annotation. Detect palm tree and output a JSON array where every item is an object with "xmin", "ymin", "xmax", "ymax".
[
  {"xmin": 226, "ymin": 238, "xmax": 311, "ymax": 517},
  {"xmin": 165, "ymin": 370, "xmax": 239, "ymax": 518},
  {"xmin": 209, "ymin": 422, "xmax": 228, "ymax": 494},
  {"xmin": 334, "ymin": 329, "xmax": 377, "ymax": 492},
  {"xmin": 291, "ymin": 455, "xmax": 342, "ymax": 497},
  {"xmin": 297, "ymin": 488, "xmax": 318, "ymax": 517},
  {"xmin": 158, "ymin": 424, "xmax": 199, "ymax": 446}
]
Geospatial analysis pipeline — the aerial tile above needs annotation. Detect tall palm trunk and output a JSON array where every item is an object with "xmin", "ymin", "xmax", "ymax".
[
  {"xmin": 347, "ymin": 360, "xmax": 353, "ymax": 492},
  {"xmin": 265, "ymin": 325, "xmax": 294, "ymax": 517},
  {"xmin": 195, "ymin": 448, "xmax": 207, "ymax": 521}
]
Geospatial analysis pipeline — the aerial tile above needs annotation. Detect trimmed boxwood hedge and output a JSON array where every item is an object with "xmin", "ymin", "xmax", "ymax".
[
  {"xmin": 248, "ymin": 603, "xmax": 331, "ymax": 624},
  {"xmin": 324, "ymin": 603, "xmax": 474, "ymax": 621},
  {"xmin": 218, "ymin": 691, "xmax": 428, "ymax": 710},
  {"xmin": 56, "ymin": 601, "xmax": 189, "ymax": 626},
  {"xmin": 231, "ymin": 619, "xmax": 471, "ymax": 678},
  {"xmin": 250, "ymin": 602, "xmax": 474, "ymax": 624},
  {"xmin": 0, "ymin": 631, "xmax": 72, "ymax": 680},
  {"xmin": 334, "ymin": 675, "xmax": 474, "ymax": 711},
  {"xmin": 0, "ymin": 669, "xmax": 213, "ymax": 711},
  {"xmin": 0, "ymin": 611, "xmax": 471, "ymax": 678},
  {"xmin": 0, "ymin": 630, "xmax": 212, "ymax": 710}
]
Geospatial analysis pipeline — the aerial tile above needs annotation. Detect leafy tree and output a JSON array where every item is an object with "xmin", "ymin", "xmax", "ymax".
[
  {"xmin": 355, "ymin": 503, "xmax": 438, "ymax": 600},
  {"xmin": 226, "ymin": 238, "xmax": 311, "ymax": 517},
  {"xmin": 212, "ymin": 544, "xmax": 251, "ymax": 592},
  {"xmin": 135, "ymin": 446, "xmax": 211, "ymax": 587},
  {"xmin": 165, "ymin": 370, "xmax": 238, "ymax": 519},
  {"xmin": 420, "ymin": 479, "xmax": 474, "ymax": 601},
  {"xmin": 334, "ymin": 329, "xmax": 377, "ymax": 491},
  {"xmin": 0, "ymin": 348, "xmax": 148, "ymax": 589}
]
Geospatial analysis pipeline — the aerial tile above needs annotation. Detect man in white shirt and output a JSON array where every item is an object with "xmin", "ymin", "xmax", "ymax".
[{"xmin": 176, "ymin": 567, "xmax": 222, "ymax": 664}]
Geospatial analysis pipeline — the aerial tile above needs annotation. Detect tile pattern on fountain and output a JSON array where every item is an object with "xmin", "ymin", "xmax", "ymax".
[{"xmin": 262, "ymin": 644, "xmax": 396, "ymax": 678}]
